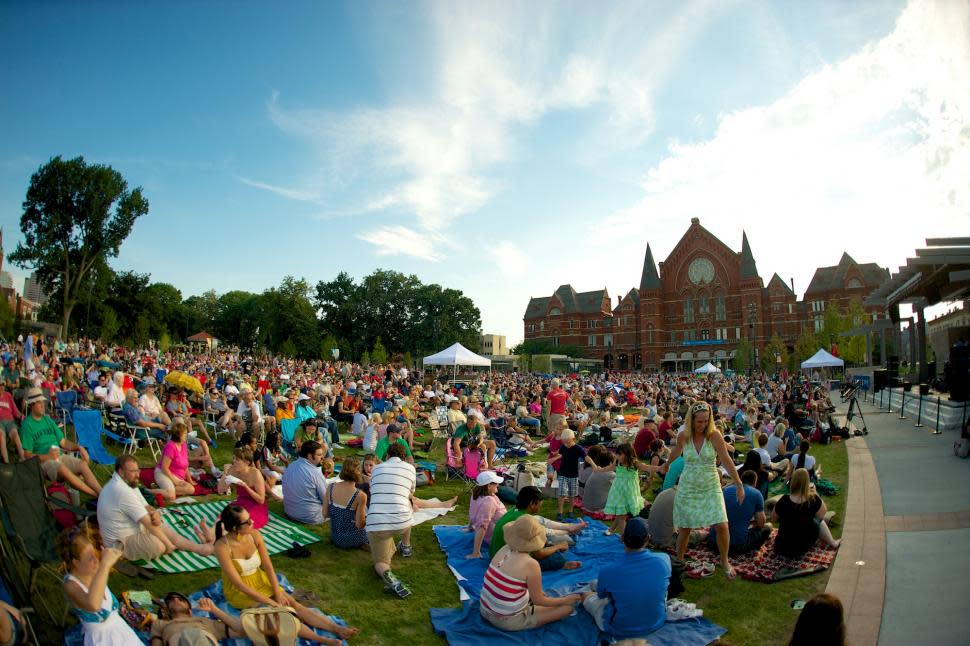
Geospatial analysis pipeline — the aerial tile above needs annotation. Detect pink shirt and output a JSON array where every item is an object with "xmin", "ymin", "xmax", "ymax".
[
  {"xmin": 161, "ymin": 441, "xmax": 189, "ymax": 480},
  {"xmin": 463, "ymin": 448, "xmax": 485, "ymax": 480},
  {"xmin": 468, "ymin": 493, "xmax": 506, "ymax": 542},
  {"xmin": 0, "ymin": 391, "xmax": 21, "ymax": 422}
]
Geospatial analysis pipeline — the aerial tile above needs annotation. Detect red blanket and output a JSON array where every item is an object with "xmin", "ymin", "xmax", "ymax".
[{"xmin": 680, "ymin": 529, "xmax": 838, "ymax": 582}]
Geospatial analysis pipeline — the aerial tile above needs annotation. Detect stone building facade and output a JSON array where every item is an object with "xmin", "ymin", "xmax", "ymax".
[{"xmin": 523, "ymin": 218, "xmax": 889, "ymax": 371}]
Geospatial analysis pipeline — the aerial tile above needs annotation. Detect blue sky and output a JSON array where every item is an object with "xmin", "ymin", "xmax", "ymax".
[{"xmin": 1, "ymin": 0, "xmax": 967, "ymax": 345}]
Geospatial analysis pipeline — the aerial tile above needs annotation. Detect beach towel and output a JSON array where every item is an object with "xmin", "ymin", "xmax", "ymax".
[
  {"xmin": 430, "ymin": 600, "xmax": 726, "ymax": 646},
  {"xmin": 412, "ymin": 498, "xmax": 457, "ymax": 526},
  {"xmin": 680, "ymin": 530, "xmax": 838, "ymax": 583},
  {"xmin": 65, "ymin": 574, "xmax": 350, "ymax": 646},
  {"xmin": 136, "ymin": 500, "xmax": 321, "ymax": 573}
]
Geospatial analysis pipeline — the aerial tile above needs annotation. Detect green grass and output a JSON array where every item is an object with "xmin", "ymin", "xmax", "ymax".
[{"xmin": 32, "ymin": 428, "xmax": 848, "ymax": 646}]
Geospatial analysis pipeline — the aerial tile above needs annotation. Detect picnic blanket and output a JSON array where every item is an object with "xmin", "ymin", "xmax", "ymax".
[
  {"xmin": 412, "ymin": 498, "xmax": 457, "ymax": 526},
  {"xmin": 137, "ymin": 500, "xmax": 321, "ymax": 573},
  {"xmin": 64, "ymin": 574, "xmax": 349, "ymax": 646},
  {"xmin": 431, "ymin": 601, "xmax": 726, "ymax": 646},
  {"xmin": 681, "ymin": 529, "xmax": 838, "ymax": 583},
  {"xmin": 432, "ymin": 519, "xmax": 725, "ymax": 645}
]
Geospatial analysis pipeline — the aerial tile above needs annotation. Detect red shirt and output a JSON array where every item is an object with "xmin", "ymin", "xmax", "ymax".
[
  {"xmin": 0, "ymin": 391, "xmax": 22, "ymax": 422},
  {"xmin": 633, "ymin": 427, "xmax": 657, "ymax": 457},
  {"xmin": 547, "ymin": 389, "xmax": 568, "ymax": 415},
  {"xmin": 658, "ymin": 421, "xmax": 673, "ymax": 443}
]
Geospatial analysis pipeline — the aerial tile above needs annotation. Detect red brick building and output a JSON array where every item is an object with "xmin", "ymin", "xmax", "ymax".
[{"xmin": 523, "ymin": 218, "xmax": 889, "ymax": 371}]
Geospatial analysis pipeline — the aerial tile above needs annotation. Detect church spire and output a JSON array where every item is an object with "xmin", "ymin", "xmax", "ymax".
[
  {"xmin": 640, "ymin": 244, "xmax": 661, "ymax": 290},
  {"xmin": 740, "ymin": 231, "xmax": 759, "ymax": 279}
]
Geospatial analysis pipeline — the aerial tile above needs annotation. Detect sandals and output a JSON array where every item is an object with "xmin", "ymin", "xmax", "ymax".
[{"xmin": 284, "ymin": 541, "xmax": 311, "ymax": 559}]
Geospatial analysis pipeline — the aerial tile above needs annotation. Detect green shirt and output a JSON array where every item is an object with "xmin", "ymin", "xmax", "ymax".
[
  {"xmin": 21, "ymin": 414, "xmax": 63, "ymax": 455},
  {"xmin": 375, "ymin": 437, "xmax": 412, "ymax": 461},
  {"xmin": 489, "ymin": 508, "xmax": 527, "ymax": 558},
  {"xmin": 454, "ymin": 422, "xmax": 485, "ymax": 442}
]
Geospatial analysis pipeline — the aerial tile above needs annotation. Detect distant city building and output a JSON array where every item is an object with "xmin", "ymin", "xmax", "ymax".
[
  {"xmin": 23, "ymin": 272, "xmax": 48, "ymax": 306},
  {"xmin": 480, "ymin": 334, "xmax": 507, "ymax": 356},
  {"xmin": 523, "ymin": 218, "xmax": 889, "ymax": 371},
  {"xmin": 0, "ymin": 272, "xmax": 11, "ymax": 290}
]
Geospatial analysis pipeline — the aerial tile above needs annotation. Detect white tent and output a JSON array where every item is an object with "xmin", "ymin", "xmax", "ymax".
[
  {"xmin": 800, "ymin": 348, "xmax": 844, "ymax": 369},
  {"xmin": 694, "ymin": 362, "xmax": 721, "ymax": 374},
  {"xmin": 423, "ymin": 342, "xmax": 491, "ymax": 381}
]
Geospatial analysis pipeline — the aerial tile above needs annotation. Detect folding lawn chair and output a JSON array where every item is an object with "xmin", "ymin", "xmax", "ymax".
[
  {"xmin": 103, "ymin": 409, "xmax": 160, "ymax": 461},
  {"xmin": 442, "ymin": 439, "xmax": 475, "ymax": 487},
  {"xmin": 204, "ymin": 410, "xmax": 232, "ymax": 442},
  {"xmin": 71, "ymin": 409, "xmax": 117, "ymax": 479},
  {"xmin": 0, "ymin": 458, "xmax": 85, "ymax": 624}
]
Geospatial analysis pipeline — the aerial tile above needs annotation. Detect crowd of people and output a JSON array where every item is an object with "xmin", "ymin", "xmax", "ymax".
[{"xmin": 0, "ymin": 333, "xmax": 849, "ymax": 645}]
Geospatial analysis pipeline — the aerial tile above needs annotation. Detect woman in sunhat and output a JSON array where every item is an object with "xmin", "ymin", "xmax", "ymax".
[{"xmin": 479, "ymin": 515, "xmax": 589, "ymax": 631}]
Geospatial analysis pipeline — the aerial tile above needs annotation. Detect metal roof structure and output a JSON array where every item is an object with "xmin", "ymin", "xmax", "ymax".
[{"xmin": 865, "ymin": 237, "xmax": 970, "ymax": 317}]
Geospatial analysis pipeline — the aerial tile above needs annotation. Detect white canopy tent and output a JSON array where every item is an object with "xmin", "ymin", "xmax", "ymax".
[
  {"xmin": 422, "ymin": 342, "xmax": 492, "ymax": 381},
  {"xmin": 800, "ymin": 348, "xmax": 844, "ymax": 369},
  {"xmin": 694, "ymin": 362, "xmax": 721, "ymax": 374}
]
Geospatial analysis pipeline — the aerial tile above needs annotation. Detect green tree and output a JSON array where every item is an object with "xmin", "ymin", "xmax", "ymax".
[
  {"xmin": 320, "ymin": 334, "xmax": 340, "ymax": 361},
  {"xmin": 734, "ymin": 338, "xmax": 753, "ymax": 373},
  {"xmin": 403, "ymin": 351, "xmax": 414, "ymax": 370},
  {"xmin": 794, "ymin": 328, "xmax": 819, "ymax": 364},
  {"xmin": 360, "ymin": 350, "xmax": 371, "ymax": 366},
  {"xmin": 9, "ymin": 156, "xmax": 149, "ymax": 334},
  {"xmin": 839, "ymin": 299, "xmax": 868, "ymax": 365},
  {"xmin": 279, "ymin": 338, "xmax": 297, "ymax": 357},
  {"xmin": 371, "ymin": 337, "xmax": 389, "ymax": 364},
  {"xmin": 159, "ymin": 331, "xmax": 172, "ymax": 352},
  {"xmin": 101, "ymin": 307, "xmax": 120, "ymax": 342},
  {"xmin": 0, "ymin": 296, "xmax": 13, "ymax": 340},
  {"xmin": 511, "ymin": 339, "xmax": 585, "ymax": 358},
  {"xmin": 761, "ymin": 334, "xmax": 789, "ymax": 372}
]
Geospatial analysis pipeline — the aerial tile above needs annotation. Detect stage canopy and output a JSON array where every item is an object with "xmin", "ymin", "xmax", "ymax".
[
  {"xmin": 423, "ymin": 343, "xmax": 492, "ymax": 367},
  {"xmin": 694, "ymin": 362, "xmax": 721, "ymax": 374},
  {"xmin": 801, "ymin": 348, "xmax": 845, "ymax": 369}
]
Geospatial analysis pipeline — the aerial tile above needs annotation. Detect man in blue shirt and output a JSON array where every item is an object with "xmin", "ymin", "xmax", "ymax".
[
  {"xmin": 708, "ymin": 470, "xmax": 769, "ymax": 554},
  {"xmin": 583, "ymin": 518, "xmax": 671, "ymax": 640}
]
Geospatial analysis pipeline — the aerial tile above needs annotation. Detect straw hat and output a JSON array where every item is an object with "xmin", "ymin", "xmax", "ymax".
[
  {"xmin": 503, "ymin": 514, "xmax": 546, "ymax": 553},
  {"xmin": 24, "ymin": 387, "xmax": 46, "ymax": 406},
  {"xmin": 240, "ymin": 607, "xmax": 300, "ymax": 646}
]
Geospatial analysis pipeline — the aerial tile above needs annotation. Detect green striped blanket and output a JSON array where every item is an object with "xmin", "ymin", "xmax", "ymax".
[{"xmin": 138, "ymin": 500, "xmax": 321, "ymax": 574}]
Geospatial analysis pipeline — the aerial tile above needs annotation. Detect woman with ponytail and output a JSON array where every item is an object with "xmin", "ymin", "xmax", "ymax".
[
  {"xmin": 785, "ymin": 440, "xmax": 818, "ymax": 484},
  {"xmin": 213, "ymin": 505, "xmax": 360, "ymax": 645}
]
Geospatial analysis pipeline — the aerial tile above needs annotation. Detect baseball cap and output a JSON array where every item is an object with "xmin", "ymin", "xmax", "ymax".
[{"xmin": 475, "ymin": 471, "xmax": 503, "ymax": 486}]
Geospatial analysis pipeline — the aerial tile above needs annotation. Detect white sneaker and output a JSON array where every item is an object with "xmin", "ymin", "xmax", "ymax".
[
  {"xmin": 332, "ymin": 443, "xmax": 344, "ymax": 449},
  {"xmin": 211, "ymin": 467, "xmax": 223, "ymax": 478}
]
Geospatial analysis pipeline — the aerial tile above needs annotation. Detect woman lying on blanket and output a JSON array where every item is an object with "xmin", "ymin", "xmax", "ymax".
[
  {"xmin": 772, "ymin": 468, "xmax": 841, "ymax": 558},
  {"xmin": 480, "ymin": 514, "xmax": 591, "ymax": 632},
  {"xmin": 213, "ymin": 504, "xmax": 360, "ymax": 645}
]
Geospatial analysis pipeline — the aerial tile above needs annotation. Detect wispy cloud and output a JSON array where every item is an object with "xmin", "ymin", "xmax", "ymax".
[
  {"xmin": 356, "ymin": 225, "xmax": 446, "ymax": 262},
  {"xmin": 252, "ymin": 0, "xmax": 725, "ymax": 259},
  {"xmin": 587, "ymin": 0, "xmax": 970, "ymax": 297},
  {"xmin": 489, "ymin": 240, "xmax": 530, "ymax": 280},
  {"xmin": 237, "ymin": 176, "xmax": 321, "ymax": 203}
]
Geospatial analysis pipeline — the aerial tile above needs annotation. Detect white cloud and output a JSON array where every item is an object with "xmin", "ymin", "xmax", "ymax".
[
  {"xmin": 489, "ymin": 240, "xmax": 530, "ymax": 280},
  {"xmin": 355, "ymin": 225, "xmax": 445, "ymax": 262},
  {"xmin": 251, "ymin": 0, "xmax": 725, "ymax": 260},
  {"xmin": 589, "ymin": 0, "xmax": 970, "ymax": 298},
  {"xmin": 237, "ymin": 176, "xmax": 321, "ymax": 203}
]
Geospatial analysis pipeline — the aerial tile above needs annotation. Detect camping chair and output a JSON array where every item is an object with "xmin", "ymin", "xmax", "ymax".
[
  {"xmin": 443, "ymin": 439, "xmax": 474, "ymax": 487},
  {"xmin": 71, "ymin": 409, "xmax": 117, "ymax": 479},
  {"xmin": 0, "ymin": 458, "xmax": 81, "ymax": 624},
  {"xmin": 53, "ymin": 390, "xmax": 82, "ymax": 427},
  {"xmin": 279, "ymin": 417, "xmax": 301, "ymax": 457},
  {"xmin": 103, "ymin": 409, "xmax": 160, "ymax": 461},
  {"xmin": 204, "ymin": 410, "xmax": 232, "ymax": 442}
]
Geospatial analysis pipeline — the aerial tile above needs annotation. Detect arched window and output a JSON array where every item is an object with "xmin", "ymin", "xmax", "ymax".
[
  {"xmin": 549, "ymin": 307, "xmax": 561, "ymax": 315},
  {"xmin": 647, "ymin": 324, "xmax": 654, "ymax": 344},
  {"xmin": 540, "ymin": 321, "xmax": 545, "ymax": 331},
  {"xmin": 846, "ymin": 278, "xmax": 862, "ymax": 289},
  {"xmin": 715, "ymin": 293, "xmax": 726, "ymax": 321}
]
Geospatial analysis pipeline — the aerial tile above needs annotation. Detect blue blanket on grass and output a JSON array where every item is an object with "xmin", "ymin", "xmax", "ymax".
[
  {"xmin": 431, "ymin": 519, "xmax": 727, "ymax": 646},
  {"xmin": 64, "ymin": 574, "xmax": 349, "ymax": 646}
]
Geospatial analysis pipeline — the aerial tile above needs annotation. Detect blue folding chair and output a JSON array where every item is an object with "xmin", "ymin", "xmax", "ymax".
[
  {"xmin": 54, "ymin": 390, "xmax": 82, "ymax": 426},
  {"xmin": 72, "ymin": 410, "xmax": 117, "ymax": 478}
]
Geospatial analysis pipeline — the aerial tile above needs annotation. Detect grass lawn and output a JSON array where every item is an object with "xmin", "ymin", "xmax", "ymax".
[{"xmin": 32, "ymin": 426, "xmax": 848, "ymax": 646}]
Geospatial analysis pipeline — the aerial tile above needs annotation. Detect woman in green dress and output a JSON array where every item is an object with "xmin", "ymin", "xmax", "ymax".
[{"xmin": 666, "ymin": 401, "xmax": 744, "ymax": 579}]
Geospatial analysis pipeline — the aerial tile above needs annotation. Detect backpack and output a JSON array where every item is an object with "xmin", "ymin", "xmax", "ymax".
[{"xmin": 46, "ymin": 482, "xmax": 77, "ymax": 529}]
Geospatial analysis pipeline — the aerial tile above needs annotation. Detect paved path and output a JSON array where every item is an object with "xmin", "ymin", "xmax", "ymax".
[{"xmin": 824, "ymin": 392, "xmax": 970, "ymax": 646}]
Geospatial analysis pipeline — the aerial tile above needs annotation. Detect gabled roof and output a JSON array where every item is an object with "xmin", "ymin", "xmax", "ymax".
[
  {"xmin": 640, "ymin": 245, "xmax": 661, "ymax": 290},
  {"xmin": 805, "ymin": 253, "xmax": 890, "ymax": 295},
  {"xmin": 740, "ymin": 232, "xmax": 759, "ymax": 280},
  {"xmin": 626, "ymin": 288, "xmax": 641, "ymax": 305},
  {"xmin": 187, "ymin": 331, "xmax": 215, "ymax": 342},
  {"xmin": 767, "ymin": 273, "xmax": 795, "ymax": 297},
  {"xmin": 524, "ymin": 286, "xmax": 609, "ymax": 318}
]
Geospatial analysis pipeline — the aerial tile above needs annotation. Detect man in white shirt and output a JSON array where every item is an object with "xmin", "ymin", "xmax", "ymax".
[
  {"xmin": 365, "ymin": 443, "xmax": 416, "ymax": 598},
  {"xmin": 104, "ymin": 372, "xmax": 126, "ymax": 408},
  {"xmin": 92, "ymin": 373, "xmax": 110, "ymax": 402},
  {"xmin": 97, "ymin": 455, "xmax": 214, "ymax": 562}
]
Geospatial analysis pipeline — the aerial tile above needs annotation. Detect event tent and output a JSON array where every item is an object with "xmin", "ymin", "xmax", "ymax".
[
  {"xmin": 694, "ymin": 362, "xmax": 721, "ymax": 374},
  {"xmin": 800, "ymin": 348, "xmax": 844, "ymax": 369},
  {"xmin": 423, "ymin": 342, "xmax": 491, "ymax": 380}
]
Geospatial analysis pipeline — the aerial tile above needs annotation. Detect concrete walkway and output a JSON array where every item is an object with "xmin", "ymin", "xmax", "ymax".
[{"xmin": 824, "ymin": 393, "xmax": 970, "ymax": 646}]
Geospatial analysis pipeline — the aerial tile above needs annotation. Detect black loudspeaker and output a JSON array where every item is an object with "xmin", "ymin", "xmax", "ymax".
[
  {"xmin": 886, "ymin": 355, "xmax": 899, "ymax": 382},
  {"xmin": 873, "ymin": 369, "xmax": 888, "ymax": 392},
  {"xmin": 948, "ymin": 345, "xmax": 969, "ymax": 402}
]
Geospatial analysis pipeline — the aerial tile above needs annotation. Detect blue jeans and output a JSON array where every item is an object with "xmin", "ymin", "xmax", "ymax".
[
  {"xmin": 323, "ymin": 419, "xmax": 340, "ymax": 445},
  {"xmin": 536, "ymin": 543, "xmax": 567, "ymax": 571}
]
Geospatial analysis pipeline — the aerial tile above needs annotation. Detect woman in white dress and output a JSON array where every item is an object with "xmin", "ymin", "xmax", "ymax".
[{"xmin": 60, "ymin": 526, "xmax": 141, "ymax": 645}]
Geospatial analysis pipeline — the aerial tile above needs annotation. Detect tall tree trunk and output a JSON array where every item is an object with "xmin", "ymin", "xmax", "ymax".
[{"xmin": 61, "ymin": 301, "xmax": 75, "ymax": 339}]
